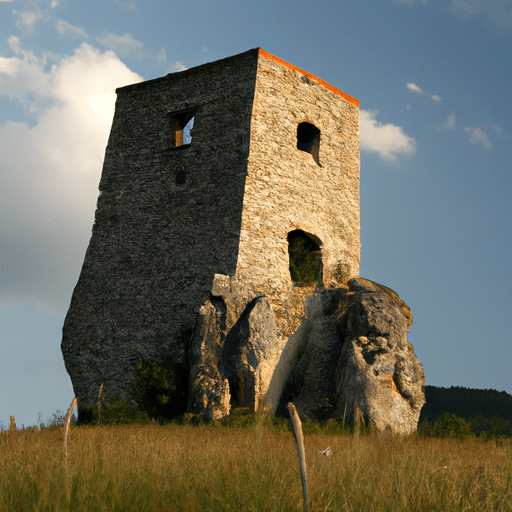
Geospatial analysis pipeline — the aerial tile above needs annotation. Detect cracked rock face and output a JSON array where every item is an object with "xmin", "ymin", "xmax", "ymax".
[
  {"xmin": 187, "ymin": 278, "xmax": 425, "ymax": 434},
  {"xmin": 187, "ymin": 296, "xmax": 286, "ymax": 420},
  {"xmin": 282, "ymin": 278, "xmax": 425, "ymax": 434}
]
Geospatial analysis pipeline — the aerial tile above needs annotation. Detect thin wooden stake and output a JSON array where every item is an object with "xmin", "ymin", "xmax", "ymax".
[
  {"xmin": 63, "ymin": 397, "xmax": 77, "ymax": 458},
  {"xmin": 287, "ymin": 403, "xmax": 309, "ymax": 512}
]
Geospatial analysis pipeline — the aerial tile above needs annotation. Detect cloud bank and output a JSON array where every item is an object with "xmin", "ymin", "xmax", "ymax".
[{"xmin": 0, "ymin": 42, "xmax": 142, "ymax": 311}]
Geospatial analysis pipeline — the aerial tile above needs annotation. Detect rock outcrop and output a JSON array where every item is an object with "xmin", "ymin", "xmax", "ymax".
[
  {"xmin": 188, "ymin": 278, "xmax": 425, "ymax": 434},
  {"xmin": 282, "ymin": 278, "xmax": 425, "ymax": 434},
  {"xmin": 188, "ymin": 296, "xmax": 286, "ymax": 420}
]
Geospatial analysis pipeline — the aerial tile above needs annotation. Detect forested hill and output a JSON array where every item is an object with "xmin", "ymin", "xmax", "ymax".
[{"xmin": 420, "ymin": 385, "xmax": 512, "ymax": 422}]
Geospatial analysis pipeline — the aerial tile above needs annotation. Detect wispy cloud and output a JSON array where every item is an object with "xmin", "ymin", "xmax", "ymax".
[
  {"xmin": 438, "ymin": 115, "xmax": 495, "ymax": 149},
  {"xmin": 55, "ymin": 19, "xmax": 89, "ymax": 38},
  {"xmin": 395, "ymin": 0, "xmax": 427, "ymax": 5},
  {"xmin": 360, "ymin": 109, "xmax": 416, "ymax": 162},
  {"xmin": 463, "ymin": 126, "xmax": 492, "ymax": 149},
  {"xmin": 440, "ymin": 114, "xmax": 456, "ymax": 129},
  {"xmin": 13, "ymin": 9, "xmax": 49, "ymax": 33},
  {"xmin": 96, "ymin": 31, "xmax": 144, "ymax": 59},
  {"xmin": 0, "ymin": 0, "xmax": 15, "ymax": 3},
  {"xmin": 114, "ymin": 0, "xmax": 136, "ymax": 9},
  {"xmin": 449, "ymin": 0, "xmax": 512, "ymax": 35},
  {"xmin": 156, "ymin": 47, "xmax": 167, "ymax": 63},
  {"xmin": 406, "ymin": 82, "xmax": 442, "ymax": 102},
  {"xmin": 169, "ymin": 61, "xmax": 187, "ymax": 72}
]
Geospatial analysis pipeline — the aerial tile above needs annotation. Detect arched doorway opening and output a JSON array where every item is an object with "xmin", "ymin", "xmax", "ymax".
[{"xmin": 287, "ymin": 229, "xmax": 323, "ymax": 284}]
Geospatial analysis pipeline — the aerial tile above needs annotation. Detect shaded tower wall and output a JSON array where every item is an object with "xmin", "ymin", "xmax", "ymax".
[
  {"xmin": 62, "ymin": 48, "xmax": 360, "ymax": 411},
  {"xmin": 62, "ymin": 50, "xmax": 259, "ymax": 407}
]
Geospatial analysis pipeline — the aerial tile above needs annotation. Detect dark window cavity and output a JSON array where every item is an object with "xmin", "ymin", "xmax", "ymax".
[
  {"xmin": 175, "ymin": 170, "xmax": 187, "ymax": 185},
  {"xmin": 287, "ymin": 229, "xmax": 323, "ymax": 284},
  {"xmin": 297, "ymin": 122, "xmax": 321, "ymax": 166}
]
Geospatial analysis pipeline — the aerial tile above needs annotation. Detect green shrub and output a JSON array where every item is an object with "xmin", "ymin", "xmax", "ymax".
[
  {"xmin": 432, "ymin": 413, "xmax": 473, "ymax": 439},
  {"xmin": 100, "ymin": 394, "xmax": 149, "ymax": 425},
  {"xmin": 81, "ymin": 394, "xmax": 148, "ymax": 426},
  {"xmin": 130, "ymin": 359, "xmax": 181, "ymax": 422},
  {"xmin": 288, "ymin": 235, "xmax": 319, "ymax": 282}
]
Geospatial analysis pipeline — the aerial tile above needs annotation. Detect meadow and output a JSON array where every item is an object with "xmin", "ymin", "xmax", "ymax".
[{"xmin": 1, "ymin": 420, "xmax": 511, "ymax": 511}]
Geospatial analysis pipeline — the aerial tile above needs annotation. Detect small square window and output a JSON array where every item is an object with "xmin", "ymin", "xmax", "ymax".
[{"xmin": 169, "ymin": 110, "xmax": 195, "ymax": 148}]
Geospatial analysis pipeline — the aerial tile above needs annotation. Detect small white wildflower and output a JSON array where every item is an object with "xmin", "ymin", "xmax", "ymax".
[{"xmin": 319, "ymin": 446, "xmax": 333, "ymax": 457}]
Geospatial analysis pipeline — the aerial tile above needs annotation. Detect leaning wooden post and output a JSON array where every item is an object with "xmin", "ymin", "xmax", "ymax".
[
  {"xmin": 63, "ymin": 397, "xmax": 77, "ymax": 458},
  {"xmin": 97, "ymin": 383, "xmax": 104, "ymax": 426},
  {"xmin": 287, "ymin": 403, "xmax": 309, "ymax": 512}
]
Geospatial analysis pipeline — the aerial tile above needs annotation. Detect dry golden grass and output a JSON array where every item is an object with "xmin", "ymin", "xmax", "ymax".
[{"xmin": 1, "ymin": 422, "xmax": 511, "ymax": 511}]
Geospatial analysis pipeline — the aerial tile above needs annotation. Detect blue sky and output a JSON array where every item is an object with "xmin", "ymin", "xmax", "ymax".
[{"xmin": 1, "ymin": 0, "xmax": 511, "ymax": 428}]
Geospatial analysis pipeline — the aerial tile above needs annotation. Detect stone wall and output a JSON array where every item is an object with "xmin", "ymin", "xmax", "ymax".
[
  {"xmin": 220, "ymin": 50, "xmax": 360, "ymax": 337},
  {"xmin": 62, "ymin": 48, "xmax": 361, "ymax": 414}
]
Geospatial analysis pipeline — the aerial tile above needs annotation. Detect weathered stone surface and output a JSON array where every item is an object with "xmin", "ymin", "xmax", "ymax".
[
  {"xmin": 280, "ymin": 278, "xmax": 425, "ymax": 434},
  {"xmin": 188, "ymin": 295, "xmax": 285, "ymax": 420},
  {"xmin": 187, "ymin": 298, "xmax": 231, "ymax": 421},
  {"xmin": 62, "ymin": 48, "xmax": 360, "ymax": 415}
]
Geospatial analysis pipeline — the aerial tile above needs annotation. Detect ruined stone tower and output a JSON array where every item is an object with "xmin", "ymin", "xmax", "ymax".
[{"xmin": 62, "ymin": 48, "xmax": 361, "ymax": 416}]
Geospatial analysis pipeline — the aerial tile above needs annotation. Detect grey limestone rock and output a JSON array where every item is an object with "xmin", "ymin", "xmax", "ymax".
[
  {"xmin": 187, "ymin": 295, "xmax": 285, "ymax": 420},
  {"xmin": 187, "ymin": 277, "xmax": 424, "ymax": 434},
  {"xmin": 281, "ymin": 278, "xmax": 425, "ymax": 434}
]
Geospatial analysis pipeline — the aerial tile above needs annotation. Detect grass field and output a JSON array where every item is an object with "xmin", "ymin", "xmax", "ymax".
[{"xmin": 1, "ymin": 421, "xmax": 511, "ymax": 511}]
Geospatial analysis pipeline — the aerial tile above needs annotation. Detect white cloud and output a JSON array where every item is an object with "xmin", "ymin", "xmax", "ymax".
[
  {"xmin": 441, "ymin": 114, "xmax": 456, "ymax": 129},
  {"xmin": 156, "ymin": 47, "xmax": 167, "ymax": 63},
  {"xmin": 406, "ymin": 82, "xmax": 441, "ymax": 102},
  {"xmin": 406, "ymin": 82, "xmax": 423, "ymax": 94},
  {"xmin": 13, "ymin": 8, "xmax": 50, "ymax": 33},
  {"xmin": 55, "ymin": 19, "xmax": 89, "ymax": 38},
  {"xmin": 50, "ymin": 0, "xmax": 59, "ymax": 7},
  {"xmin": 0, "ymin": 0, "xmax": 15, "ymax": 3},
  {"xmin": 0, "ymin": 36, "xmax": 54, "ymax": 112},
  {"xmin": 360, "ymin": 109, "xmax": 417, "ymax": 162},
  {"xmin": 13, "ymin": 10, "xmax": 39, "ymax": 32},
  {"xmin": 463, "ymin": 126, "xmax": 492, "ymax": 149},
  {"xmin": 0, "ymin": 42, "xmax": 142, "ymax": 310},
  {"xmin": 96, "ymin": 32, "xmax": 144, "ymax": 59},
  {"xmin": 169, "ymin": 61, "xmax": 187, "ymax": 72}
]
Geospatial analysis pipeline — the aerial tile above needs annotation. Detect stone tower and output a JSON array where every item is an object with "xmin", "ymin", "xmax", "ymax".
[{"xmin": 62, "ymin": 48, "xmax": 360, "ymax": 416}]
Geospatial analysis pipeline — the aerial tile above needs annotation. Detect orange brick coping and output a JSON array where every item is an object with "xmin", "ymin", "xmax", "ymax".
[{"xmin": 258, "ymin": 49, "xmax": 359, "ymax": 108}]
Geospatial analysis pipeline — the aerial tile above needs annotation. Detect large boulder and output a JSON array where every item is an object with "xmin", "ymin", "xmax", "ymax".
[
  {"xmin": 187, "ymin": 296, "xmax": 286, "ymax": 420},
  {"xmin": 187, "ymin": 278, "xmax": 425, "ymax": 434},
  {"xmin": 282, "ymin": 278, "xmax": 425, "ymax": 434}
]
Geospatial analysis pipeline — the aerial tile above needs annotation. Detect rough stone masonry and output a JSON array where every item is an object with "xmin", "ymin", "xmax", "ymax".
[{"xmin": 62, "ymin": 48, "xmax": 424, "ymax": 433}]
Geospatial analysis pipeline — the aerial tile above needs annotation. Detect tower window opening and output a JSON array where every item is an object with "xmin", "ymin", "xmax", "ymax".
[
  {"xmin": 297, "ymin": 122, "xmax": 321, "ymax": 166},
  {"xmin": 287, "ymin": 229, "xmax": 323, "ymax": 284},
  {"xmin": 169, "ymin": 110, "xmax": 195, "ymax": 148}
]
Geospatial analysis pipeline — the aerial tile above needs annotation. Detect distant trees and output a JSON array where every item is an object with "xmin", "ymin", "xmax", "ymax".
[{"xmin": 418, "ymin": 385, "xmax": 512, "ymax": 438}]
